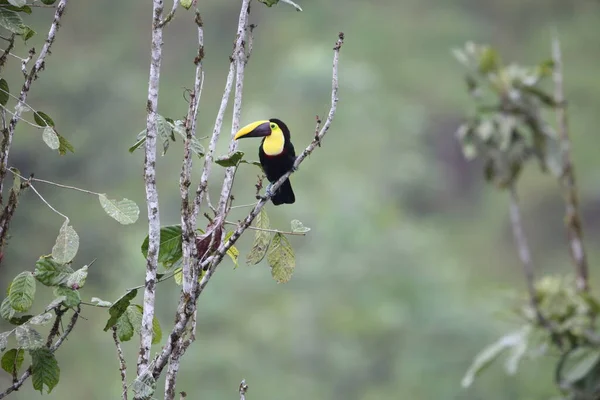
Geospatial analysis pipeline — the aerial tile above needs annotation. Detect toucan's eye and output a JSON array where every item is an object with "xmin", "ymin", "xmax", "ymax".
[{"xmin": 270, "ymin": 123, "xmax": 277, "ymax": 130}]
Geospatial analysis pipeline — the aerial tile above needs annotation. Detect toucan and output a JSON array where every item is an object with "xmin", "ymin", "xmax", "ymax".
[{"xmin": 234, "ymin": 118, "xmax": 296, "ymax": 205}]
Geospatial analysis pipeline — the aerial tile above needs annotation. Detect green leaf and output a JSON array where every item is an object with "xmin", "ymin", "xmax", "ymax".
[
  {"xmin": 0, "ymin": 8, "xmax": 26, "ymax": 34},
  {"xmin": 90, "ymin": 297, "xmax": 111, "ymax": 307},
  {"xmin": 461, "ymin": 329, "xmax": 527, "ymax": 388},
  {"xmin": 44, "ymin": 296, "xmax": 66, "ymax": 312},
  {"xmin": 291, "ymin": 219, "xmax": 310, "ymax": 233},
  {"xmin": 267, "ymin": 233, "xmax": 295, "ymax": 283},
  {"xmin": 132, "ymin": 370, "xmax": 156, "ymax": 400},
  {"xmin": 224, "ymin": 231, "xmax": 239, "ymax": 268},
  {"xmin": 57, "ymin": 134, "xmax": 74, "ymax": 155},
  {"xmin": 15, "ymin": 325, "xmax": 43, "ymax": 349},
  {"xmin": 42, "ymin": 126, "xmax": 60, "ymax": 150},
  {"xmin": 40, "ymin": 0, "xmax": 57, "ymax": 4},
  {"xmin": 51, "ymin": 220, "xmax": 79, "ymax": 264},
  {"xmin": 33, "ymin": 111, "xmax": 55, "ymax": 127},
  {"xmin": 180, "ymin": 0, "xmax": 192, "ymax": 9},
  {"xmin": 31, "ymin": 347, "xmax": 59, "ymax": 394},
  {"xmin": 478, "ymin": 46, "xmax": 500, "ymax": 74},
  {"xmin": 34, "ymin": 256, "xmax": 74, "ymax": 287},
  {"xmin": 215, "ymin": 151, "xmax": 244, "ymax": 167},
  {"xmin": 239, "ymin": 160, "xmax": 263, "ymax": 169},
  {"xmin": 9, "ymin": 272, "xmax": 35, "ymax": 312},
  {"xmin": 258, "ymin": 0, "xmax": 278, "ymax": 6},
  {"xmin": 28, "ymin": 313, "xmax": 53, "ymax": 326},
  {"xmin": 128, "ymin": 137, "xmax": 145, "ymax": 153},
  {"xmin": 7, "ymin": 0, "xmax": 26, "ymax": 7},
  {"xmin": 173, "ymin": 267, "xmax": 183, "ymax": 286},
  {"xmin": 151, "ymin": 313, "xmax": 162, "ymax": 345},
  {"xmin": 66, "ymin": 266, "xmax": 87, "ymax": 290},
  {"xmin": 0, "ymin": 78, "xmax": 9, "ymax": 106},
  {"xmin": 173, "ymin": 120, "xmax": 205, "ymax": 158},
  {"xmin": 141, "ymin": 225, "xmax": 183, "ymax": 269},
  {"xmin": 0, "ymin": 331, "xmax": 10, "ymax": 352},
  {"xmin": 53, "ymin": 287, "xmax": 80, "ymax": 308},
  {"xmin": 115, "ymin": 310, "xmax": 134, "ymax": 342},
  {"xmin": 563, "ymin": 347, "xmax": 600, "ymax": 384},
  {"xmin": 246, "ymin": 208, "xmax": 271, "ymax": 265},
  {"xmin": 0, "ymin": 298, "xmax": 15, "ymax": 322},
  {"xmin": 98, "ymin": 194, "xmax": 140, "ymax": 225},
  {"xmin": 1, "ymin": 349, "xmax": 24, "ymax": 375},
  {"xmin": 103, "ymin": 289, "xmax": 137, "ymax": 331},
  {"xmin": 21, "ymin": 25, "xmax": 34, "ymax": 41}
]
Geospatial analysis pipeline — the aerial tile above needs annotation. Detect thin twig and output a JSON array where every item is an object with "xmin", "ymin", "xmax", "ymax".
[
  {"xmin": 159, "ymin": 0, "xmax": 180, "ymax": 28},
  {"xmin": 29, "ymin": 177, "xmax": 100, "ymax": 195},
  {"xmin": 279, "ymin": 0, "xmax": 303, "ymax": 11},
  {"xmin": 509, "ymin": 185, "xmax": 563, "ymax": 348},
  {"xmin": 138, "ymin": 0, "xmax": 165, "ymax": 377},
  {"xmin": 112, "ymin": 326, "xmax": 129, "ymax": 400},
  {"xmin": 20, "ymin": 48, "xmax": 35, "ymax": 77},
  {"xmin": 551, "ymin": 33, "xmax": 589, "ymax": 293},
  {"xmin": 0, "ymin": 34, "xmax": 15, "ymax": 73},
  {"xmin": 239, "ymin": 379, "xmax": 248, "ymax": 400},
  {"xmin": 230, "ymin": 201, "xmax": 258, "ymax": 210},
  {"xmin": 26, "ymin": 180, "xmax": 69, "ymax": 220},
  {"xmin": 224, "ymin": 220, "xmax": 306, "ymax": 236}
]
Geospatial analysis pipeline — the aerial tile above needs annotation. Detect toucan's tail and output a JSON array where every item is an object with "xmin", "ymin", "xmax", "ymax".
[{"xmin": 271, "ymin": 178, "xmax": 295, "ymax": 205}]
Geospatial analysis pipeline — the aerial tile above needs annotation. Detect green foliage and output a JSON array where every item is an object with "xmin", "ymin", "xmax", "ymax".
[
  {"xmin": 89, "ymin": 297, "xmax": 111, "ymax": 307},
  {"xmin": 65, "ymin": 266, "xmax": 87, "ymax": 290},
  {"xmin": 180, "ymin": 0, "xmax": 192, "ymax": 10},
  {"xmin": 454, "ymin": 42, "xmax": 562, "ymax": 189},
  {"xmin": 290, "ymin": 219, "xmax": 310, "ymax": 233},
  {"xmin": 224, "ymin": 231, "xmax": 239, "ymax": 268},
  {"xmin": 33, "ymin": 111, "xmax": 55, "ymax": 127},
  {"xmin": 129, "ymin": 115, "xmax": 204, "ymax": 158},
  {"xmin": 98, "ymin": 194, "xmax": 140, "ymax": 225},
  {"xmin": 562, "ymin": 347, "xmax": 600, "ymax": 384},
  {"xmin": 132, "ymin": 370, "xmax": 156, "ymax": 400},
  {"xmin": 57, "ymin": 134, "xmax": 74, "ymax": 155},
  {"xmin": 0, "ymin": 332, "xmax": 10, "ymax": 352},
  {"xmin": 0, "ymin": 8, "xmax": 32, "ymax": 36},
  {"xmin": 462, "ymin": 327, "xmax": 530, "ymax": 388},
  {"xmin": 103, "ymin": 289, "xmax": 137, "ymax": 331},
  {"xmin": 115, "ymin": 305, "xmax": 162, "ymax": 345},
  {"xmin": 267, "ymin": 233, "xmax": 295, "ymax": 283},
  {"xmin": 30, "ymin": 348, "xmax": 60, "ymax": 394},
  {"xmin": 9, "ymin": 272, "xmax": 36, "ymax": 312},
  {"xmin": 1, "ymin": 348, "xmax": 24, "ymax": 376},
  {"xmin": 246, "ymin": 208, "xmax": 271, "ymax": 265},
  {"xmin": 42, "ymin": 126, "xmax": 60, "ymax": 150},
  {"xmin": 28, "ymin": 312, "xmax": 53, "ymax": 326},
  {"xmin": 141, "ymin": 225, "xmax": 183, "ymax": 269},
  {"xmin": 51, "ymin": 220, "xmax": 79, "ymax": 264},
  {"xmin": 215, "ymin": 150, "xmax": 244, "ymax": 167},
  {"xmin": 34, "ymin": 256, "xmax": 74, "ymax": 287},
  {"xmin": 53, "ymin": 287, "xmax": 80, "ymax": 308},
  {"xmin": 15, "ymin": 325, "xmax": 43, "ymax": 350}
]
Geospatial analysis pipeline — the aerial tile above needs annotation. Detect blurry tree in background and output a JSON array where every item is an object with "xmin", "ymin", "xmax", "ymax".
[
  {"xmin": 0, "ymin": 0, "xmax": 599, "ymax": 399},
  {"xmin": 455, "ymin": 40, "xmax": 600, "ymax": 399}
]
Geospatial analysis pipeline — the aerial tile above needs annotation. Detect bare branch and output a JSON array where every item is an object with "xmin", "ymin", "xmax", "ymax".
[
  {"xmin": 216, "ymin": 0, "xmax": 252, "ymax": 217},
  {"xmin": 0, "ymin": 34, "xmax": 15, "ymax": 73},
  {"xmin": 239, "ymin": 379, "xmax": 248, "ymax": 400},
  {"xmin": 112, "ymin": 326, "xmax": 129, "ymax": 400},
  {"xmin": 164, "ymin": 340, "xmax": 183, "ymax": 400},
  {"xmin": 138, "ymin": 0, "xmax": 165, "ymax": 376},
  {"xmin": 159, "ymin": 0, "xmax": 180, "ymax": 28},
  {"xmin": 551, "ymin": 33, "xmax": 589, "ymax": 293}
]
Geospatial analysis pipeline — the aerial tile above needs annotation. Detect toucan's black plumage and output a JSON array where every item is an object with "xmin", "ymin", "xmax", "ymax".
[{"xmin": 234, "ymin": 118, "xmax": 296, "ymax": 205}]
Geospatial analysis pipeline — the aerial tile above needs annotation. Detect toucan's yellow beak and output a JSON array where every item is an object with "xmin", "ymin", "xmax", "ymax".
[{"xmin": 234, "ymin": 120, "xmax": 271, "ymax": 140}]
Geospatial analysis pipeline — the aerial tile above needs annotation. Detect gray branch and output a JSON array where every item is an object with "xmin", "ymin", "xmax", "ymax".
[
  {"xmin": 239, "ymin": 379, "xmax": 248, "ymax": 400},
  {"xmin": 112, "ymin": 326, "xmax": 129, "ymax": 400},
  {"xmin": 138, "ymin": 0, "xmax": 165, "ymax": 378},
  {"xmin": 551, "ymin": 34, "xmax": 589, "ymax": 292}
]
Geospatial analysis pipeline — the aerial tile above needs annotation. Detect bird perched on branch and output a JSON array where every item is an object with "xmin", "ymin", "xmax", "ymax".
[{"xmin": 234, "ymin": 118, "xmax": 296, "ymax": 205}]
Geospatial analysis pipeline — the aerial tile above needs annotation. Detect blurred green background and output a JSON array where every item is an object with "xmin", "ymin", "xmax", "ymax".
[{"xmin": 1, "ymin": 0, "xmax": 600, "ymax": 398}]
